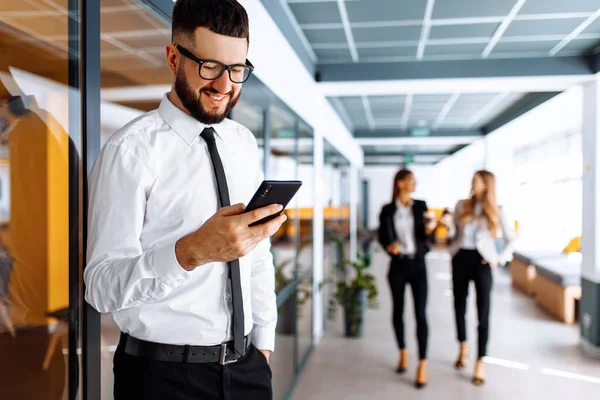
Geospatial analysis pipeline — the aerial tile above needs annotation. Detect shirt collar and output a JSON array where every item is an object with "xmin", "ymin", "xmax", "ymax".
[
  {"xmin": 395, "ymin": 199, "xmax": 414, "ymax": 209},
  {"xmin": 158, "ymin": 94, "xmax": 225, "ymax": 145}
]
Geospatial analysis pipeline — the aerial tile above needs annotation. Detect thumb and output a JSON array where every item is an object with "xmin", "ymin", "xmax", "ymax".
[{"xmin": 216, "ymin": 203, "xmax": 246, "ymax": 216}]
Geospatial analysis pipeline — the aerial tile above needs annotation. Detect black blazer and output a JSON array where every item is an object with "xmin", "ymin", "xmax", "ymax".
[{"xmin": 377, "ymin": 199, "xmax": 434, "ymax": 259}]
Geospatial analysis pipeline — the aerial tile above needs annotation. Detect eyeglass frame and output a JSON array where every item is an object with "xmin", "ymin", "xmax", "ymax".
[{"xmin": 174, "ymin": 44, "xmax": 254, "ymax": 84}]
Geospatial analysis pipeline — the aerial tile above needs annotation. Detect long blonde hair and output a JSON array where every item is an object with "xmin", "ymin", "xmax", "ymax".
[{"xmin": 460, "ymin": 170, "xmax": 500, "ymax": 236}]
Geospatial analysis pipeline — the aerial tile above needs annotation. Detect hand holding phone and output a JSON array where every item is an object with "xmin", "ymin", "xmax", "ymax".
[
  {"xmin": 244, "ymin": 180, "xmax": 302, "ymax": 226},
  {"xmin": 175, "ymin": 203, "xmax": 287, "ymax": 270},
  {"xmin": 174, "ymin": 180, "xmax": 302, "ymax": 270}
]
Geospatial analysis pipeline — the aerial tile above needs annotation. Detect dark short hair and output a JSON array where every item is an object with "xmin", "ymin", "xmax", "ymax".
[{"xmin": 172, "ymin": 0, "xmax": 250, "ymax": 44}]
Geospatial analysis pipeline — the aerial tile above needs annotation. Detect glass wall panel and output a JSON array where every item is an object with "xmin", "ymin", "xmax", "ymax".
[
  {"xmin": 0, "ymin": 0, "xmax": 81, "ymax": 398},
  {"xmin": 322, "ymin": 140, "xmax": 351, "ymax": 332},
  {"xmin": 98, "ymin": 1, "xmax": 171, "ymax": 397},
  {"xmin": 272, "ymin": 293, "xmax": 297, "ymax": 400},
  {"xmin": 296, "ymin": 272, "xmax": 313, "ymax": 365}
]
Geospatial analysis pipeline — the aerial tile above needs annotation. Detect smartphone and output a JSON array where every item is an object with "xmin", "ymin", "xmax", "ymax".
[{"xmin": 245, "ymin": 180, "xmax": 302, "ymax": 227}]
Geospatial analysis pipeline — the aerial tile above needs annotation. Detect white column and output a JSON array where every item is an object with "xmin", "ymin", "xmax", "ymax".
[
  {"xmin": 312, "ymin": 131, "xmax": 324, "ymax": 343},
  {"xmin": 581, "ymin": 74, "xmax": 600, "ymax": 357}
]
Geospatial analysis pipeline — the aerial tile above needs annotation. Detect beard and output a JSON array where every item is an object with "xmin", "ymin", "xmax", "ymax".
[{"xmin": 174, "ymin": 67, "xmax": 240, "ymax": 125}]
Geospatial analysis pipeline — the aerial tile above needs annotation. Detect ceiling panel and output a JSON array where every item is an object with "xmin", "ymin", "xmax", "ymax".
[
  {"xmin": 362, "ymin": 144, "xmax": 459, "ymax": 153},
  {"xmin": 353, "ymin": 26, "xmax": 422, "ymax": 42},
  {"xmin": 368, "ymin": 95, "xmax": 407, "ymax": 108},
  {"xmin": 115, "ymin": 35, "xmax": 170, "ymax": 49},
  {"xmin": 303, "ymin": 28, "xmax": 347, "ymax": 43},
  {"xmin": 503, "ymin": 19, "xmax": 587, "ymax": 37},
  {"xmin": 314, "ymin": 47, "xmax": 352, "ymax": 61},
  {"xmin": 561, "ymin": 38, "xmax": 600, "ymax": 53},
  {"xmin": 519, "ymin": 0, "xmax": 600, "ymax": 15},
  {"xmin": 346, "ymin": 0, "xmax": 426, "ymax": 23},
  {"xmin": 101, "ymin": 10, "xmax": 161, "ymax": 33},
  {"xmin": 432, "ymin": 0, "xmax": 516, "ymax": 19},
  {"xmin": 492, "ymin": 41, "xmax": 556, "ymax": 53},
  {"xmin": 424, "ymin": 43, "xmax": 486, "ymax": 56},
  {"xmin": 288, "ymin": 2, "xmax": 342, "ymax": 25},
  {"xmin": 429, "ymin": 24, "xmax": 499, "ymax": 40},
  {"xmin": 358, "ymin": 46, "xmax": 417, "ymax": 58},
  {"xmin": 583, "ymin": 18, "xmax": 600, "ymax": 35},
  {"xmin": 413, "ymin": 94, "xmax": 452, "ymax": 105}
]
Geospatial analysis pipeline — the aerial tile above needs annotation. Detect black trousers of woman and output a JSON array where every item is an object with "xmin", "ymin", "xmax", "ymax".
[
  {"xmin": 387, "ymin": 256, "xmax": 428, "ymax": 359},
  {"xmin": 452, "ymin": 249, "xmax": 493, "ymax": 358}
]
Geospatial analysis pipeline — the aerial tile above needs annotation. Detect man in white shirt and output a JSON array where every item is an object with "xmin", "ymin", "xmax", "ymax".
[{"xmin": 84, "ymin": 1, "xmax": 283, "ymax": 399}]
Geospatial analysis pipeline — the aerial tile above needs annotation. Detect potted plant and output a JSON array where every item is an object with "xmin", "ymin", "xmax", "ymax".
[{"xmin": 334, "ymin": 252, "xmax": 379, "ymax": 338}]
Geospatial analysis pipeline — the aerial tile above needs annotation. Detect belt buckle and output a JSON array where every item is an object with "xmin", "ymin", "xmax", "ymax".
[{"xmin": 219, "ymin": 343, "xmax": 238, "ymax": 365}]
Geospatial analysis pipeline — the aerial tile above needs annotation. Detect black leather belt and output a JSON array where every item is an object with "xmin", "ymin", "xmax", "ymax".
[{"xmin": 119, "ymin": 332, "xmax": 251, "ymax": 365}]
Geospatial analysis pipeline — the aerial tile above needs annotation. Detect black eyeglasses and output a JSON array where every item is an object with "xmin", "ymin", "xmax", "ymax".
[{"xmin": 175, "ymin": 44, "xmax": 254, "ymax": 84}]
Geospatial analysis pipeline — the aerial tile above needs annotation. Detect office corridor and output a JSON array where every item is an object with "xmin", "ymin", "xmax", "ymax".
[{"xmin": 292, "ymin": 249, "xmax": 600, "ymax": 400}]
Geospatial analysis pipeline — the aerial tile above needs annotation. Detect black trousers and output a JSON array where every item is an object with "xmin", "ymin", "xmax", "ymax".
[
  {"xmin": 387, "ymin": 256, "xmax": 428, "ymax": 359},
  {"xmin": 114, "ymin": 343, "xmax": 272, "ymax": 400},
  {"xmin": 452, "ymin": 249, "xmax": 493, "ymax": 358}
]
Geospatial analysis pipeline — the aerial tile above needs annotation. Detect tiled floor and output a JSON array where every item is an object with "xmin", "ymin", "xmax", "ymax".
[{"xmin": 292, "ymin": 249, "xmax": 600, "ymax": 400}]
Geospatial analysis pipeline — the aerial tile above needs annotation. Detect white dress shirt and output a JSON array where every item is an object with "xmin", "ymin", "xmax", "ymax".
[
  {"xmin": 393, "ymin": 200, "xmax": 416, "ymax": 256},
  {"xmin": 460, "ymin": 202, "xmax": 482, "ymax": 250},
  {"xmin": 84, "ymin": 94, "xmax": 277, "ymax": 351}
]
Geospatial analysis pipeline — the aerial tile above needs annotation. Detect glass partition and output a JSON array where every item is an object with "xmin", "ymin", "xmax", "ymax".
[
  {"xmin": 322, "ymin": 140, "xmax": 351, "ymax": 332},
  {"xmin": 0, "ymin": 1, "xmax": 82, "ymax": 398}
]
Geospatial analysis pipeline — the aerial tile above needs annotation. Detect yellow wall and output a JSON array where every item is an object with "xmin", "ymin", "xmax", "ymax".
[{"xmin": 6, "ymin": 111, "xmax": 69, "ymax": 326}]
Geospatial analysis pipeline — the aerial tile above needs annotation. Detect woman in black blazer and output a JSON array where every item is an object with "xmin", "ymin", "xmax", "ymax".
[{"xmin": 378, "ymin": 168, "xmax": 435, "ymax": 389}]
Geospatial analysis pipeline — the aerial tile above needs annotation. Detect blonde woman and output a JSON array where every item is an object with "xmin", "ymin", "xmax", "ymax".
[{"xmin": 444, "ymin": 170, "xmax": 516, "ymax": 386}]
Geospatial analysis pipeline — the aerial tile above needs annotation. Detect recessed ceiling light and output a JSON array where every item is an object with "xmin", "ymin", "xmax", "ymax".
[{"xmin": 417, "ymin": 120, "xmax": 427, "ymax": 127}]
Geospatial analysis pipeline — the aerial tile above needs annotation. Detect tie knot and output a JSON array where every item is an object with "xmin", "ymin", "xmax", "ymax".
[{"xmin": 200, "ymin": 127, "xmax": 216, "ymax": 144}]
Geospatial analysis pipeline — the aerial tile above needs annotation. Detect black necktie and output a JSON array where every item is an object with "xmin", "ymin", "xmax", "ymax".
[{"xmin": 200, "ymin": 127, "xmax": 245, "ymax": 356}]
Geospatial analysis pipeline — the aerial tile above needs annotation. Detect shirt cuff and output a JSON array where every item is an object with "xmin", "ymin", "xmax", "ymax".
[
  {"xmin": 252, "ymin": 324, "xmax": 276, "ymax": 352},
  {"xmin": 151, "ymin": 241, "xmax": 193, "ymax": 286}
]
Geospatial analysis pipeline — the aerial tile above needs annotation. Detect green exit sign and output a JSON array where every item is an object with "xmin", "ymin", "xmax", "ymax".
[
  {"xmin": 403, "ymin": 155, "xmax": 413, "ymax": 163},
  {"xmin": 410, "ymin": 127, "xmax": 430, "ymax": 137}
]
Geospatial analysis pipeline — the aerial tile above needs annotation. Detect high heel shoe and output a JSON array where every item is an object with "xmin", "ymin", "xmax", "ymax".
[
  {"xmin": 472, "ymin": 358, "xmax": 485, "ymax": 386},
  {"xmin": 396, "ymin": 349, "xmax": 409, "ymax": 374},
  {"xmin": 454, "ymin": 342, "xmax": 469, "ymax": 370},
  {"xmin": 415, "ymin": 359, "xmax": 427, "ymax": 389}
]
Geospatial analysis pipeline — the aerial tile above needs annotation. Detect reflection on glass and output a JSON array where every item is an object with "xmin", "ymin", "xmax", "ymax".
[
  {"xmin": 297, "ymin": 273, "xmax": 313, "ymax": 364},
  {"xmin": 99, "ymin": 1, "xmax": 171, "ymax": 397},
  {"xmin": 0, "ymin": 0, "xmax": 78, "ymax": 398},
  {"xmin": 269, "ymin": 105, "xmax": 298, "ymax": 295},
  {"xmin": 272, "ymin": 294, "xmax": 297, "ymax": 400}
]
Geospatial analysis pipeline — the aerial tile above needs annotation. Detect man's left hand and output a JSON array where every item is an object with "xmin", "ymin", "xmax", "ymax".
[{"xmin": 259, "ymin": 349, "xmax": 271, "ymax": 364}]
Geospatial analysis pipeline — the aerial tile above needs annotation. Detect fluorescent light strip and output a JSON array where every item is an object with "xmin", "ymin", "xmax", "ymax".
[
  {"xmin": 417, "ymin": 0, "xmax": 435, "ymax": 60},
  {"xmin": 541, "ymin": 368, "xmax": 600, "ymax": 384},
  {"xmin": 277, "ymin": 0, "xmax": 318, "ymax": 62},
  {"xmin": 401, "ymin": 94, "xmax": 413, "ymax": 128},
  {"xmin": 337, "ymin": 0, "xmax": 358, "ymax": 62},
  {"xmin": 550, "ymin": 8, "xmax": 600, "ymax": 56},
  {"xmin": 482, "ymin": 0, "xmax": 527, "ymax": 58},
  {"xmin": 361, "ymin": 96, "xmax": 376, "ymax": 131},
  {"xmin": 484, "ymin": 357, "xmax": 530, "ymax": 370},
  {"xmin": 434, "ymin": 93, "xmax": 461, "ymax": 129}
]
